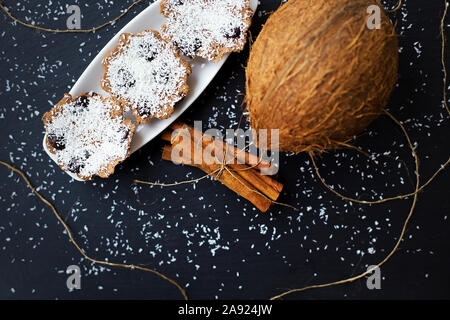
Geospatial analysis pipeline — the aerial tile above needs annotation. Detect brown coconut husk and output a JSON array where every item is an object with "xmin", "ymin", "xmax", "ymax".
[{"xmin": 245, "ymin": 0, "xmax": 399, "ymax": 153}]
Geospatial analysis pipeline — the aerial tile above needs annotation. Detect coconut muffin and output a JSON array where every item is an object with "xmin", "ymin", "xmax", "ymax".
[
  {"xmin": 101, "ymin": 29, "xmax": 191, "ymax": 124},
  {"xmin": 160, "ymin": 0, "xmax": 254, "ymax": 62},
  {"xmin": 42, "ymin": 93, "xmax": 135, "ymax": 180}
]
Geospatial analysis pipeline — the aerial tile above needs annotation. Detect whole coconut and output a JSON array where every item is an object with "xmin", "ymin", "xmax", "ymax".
[{"xmin": 246, "ymin": 0, "xmax": 398, "ymax": 153}]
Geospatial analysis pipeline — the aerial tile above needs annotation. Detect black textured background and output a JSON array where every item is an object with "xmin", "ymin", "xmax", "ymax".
[{"xmin": 0, "ymin": 0, "xmax": 449, "ymax": 299}]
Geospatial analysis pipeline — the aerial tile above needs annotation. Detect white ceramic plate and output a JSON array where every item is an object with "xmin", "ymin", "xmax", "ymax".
[{"xmin": 43, "ymin": 0, "xmax": 258, "ymax": 181}]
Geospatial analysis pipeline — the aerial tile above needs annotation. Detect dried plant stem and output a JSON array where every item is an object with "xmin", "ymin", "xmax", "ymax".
[
  {"xmin": 309, "ymin": 111, "xmax": 449, "ymax": 205},
  {"xmin": 0, "ymin": 160, "xmax": 187, "ymax": 300},
  {"xmin": 271, "ymin": 110, "xmax": 421, "ymax": 300},
  {"xmin": 135, "ymin": 174, "xmax": 211, "ymax": 187},
  {"xmin": 386, "ymin": 0, "xmax": 402, "ymax": 12},
  {"xmin": 0, "ymin": 0, "xmax": 146, "ymax": 33},
  {"xmin": 135, "ymin": 143, "xmax": 298, "ymax": 212}
]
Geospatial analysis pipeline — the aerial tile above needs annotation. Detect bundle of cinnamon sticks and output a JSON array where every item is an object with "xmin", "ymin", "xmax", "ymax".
[{"xmin": 160, "ymin": 122, "xmax": 283, "ymax": 212}]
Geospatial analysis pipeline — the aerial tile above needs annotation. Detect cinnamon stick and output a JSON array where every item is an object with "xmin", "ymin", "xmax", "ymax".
[
  {"xmin": 169, "ymin": 121, "xmax": 276, "ymax": 175},
  {"xmin": 223, "ymin": 162, "xmax": 280, "ymax": 201},
  {"xmin": 160, "ymin": 122, "xmax": 284, "ymax": 212},
  {"xmin": 163, "ymin": 125, "xmax": 283, "ymax": 199}
]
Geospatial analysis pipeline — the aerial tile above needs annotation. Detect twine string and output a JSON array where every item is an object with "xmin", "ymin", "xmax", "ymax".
[
  {"xmin": 135, "ymin": 143, "xmax": 299, "ymax": 211},
  {"xmin": 0, "ymin": 160, "xmax": 187, "ymax": 300},
  {"xmin": 270, "ymin": 110, "xmax": 421, "ymax": 300},
  {"xmin": 386, "ymin": 0, "xmax": 403, "ymax": 13},
  {"xmin": 0, "ymin": 0, "xmax": 146, "ymax": 33},
  {"xmin": 309, "ymin": 111, "xmax": 450, "ymax": 205}
]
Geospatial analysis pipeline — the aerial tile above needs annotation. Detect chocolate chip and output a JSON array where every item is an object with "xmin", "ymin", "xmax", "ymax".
[
  {"xmin": 136, "ymin": 102, "xmax": 149, "ymax": 118},
  {"xmin": 74, "ymin": 96, "xmax": 89, "ymax": 109},
  {"xmin": 173, "ymin": 38, "xmax": 201, "ymax": 57},
  {"xmin": 67, "ymin": 158, "xmax": 83, "ymax": 174},
  {"xmin": 120, "ymin": 128, "xmax": 130, "ymax": 142},
  {"xmin": 174, "ymin": 0, "xmax": 184, "ymax": 6},
  {"xmin": 138, "ymin": 44, "xmax": 158, "ymax": 62},
  {"xmin": 47, "ymin": 133, "xmax": 65, "ymax": 150},
  {"xmin": 153, "ymin": 69, "xmax": 170, "ymax": 85},
  {"xmin": 162, "ymin": 74, "xmax": 170, "ymax": 84},
  {"xmin": 146, "ymin": 54, "xmax": 156, "ymax": 62},
  {"xmin": 137, "ymin": 103, "xmax": 150, "ymax": 118},
  {"xmin": 192, "ymin": 38, "xmax": 202, "ymax": 54},
  {"xmin": 117, "ymin": 68, "xmax": 136, "ymax": 88},
  {"xmin": 225, "ymin": 27, "xmax": 241, "ymax": 39},
  {"xmin": 174, "ymin": 41, "xmax": 187, "ymax": 55}
]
